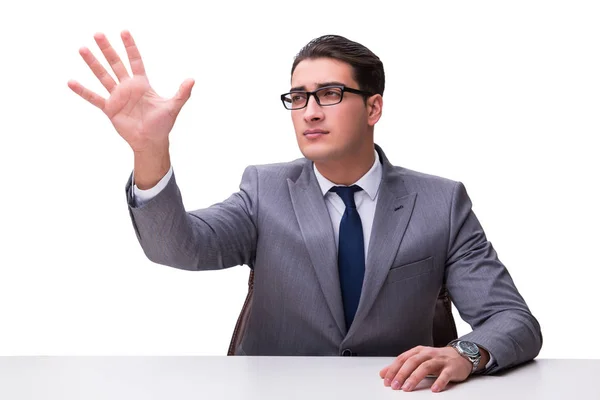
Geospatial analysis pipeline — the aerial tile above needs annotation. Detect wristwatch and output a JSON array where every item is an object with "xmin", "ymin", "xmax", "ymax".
[{"xmin": 449, "ymin": 340, "xmax": 481, "ymax": 374}]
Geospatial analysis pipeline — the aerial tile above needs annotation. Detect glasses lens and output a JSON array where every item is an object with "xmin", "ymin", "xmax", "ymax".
[
  {"xmin": 283, "ymin": 92, "xmax": 308, "ymax": 109},
  {"xmin": 316, "ymin": 87, "xmax": 343, "ymax": 105}
]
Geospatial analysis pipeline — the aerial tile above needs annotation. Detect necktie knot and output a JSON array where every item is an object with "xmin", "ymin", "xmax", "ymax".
[{"xmin": 330, "ymin": 185, "xmax": 363, "ymax": 209}]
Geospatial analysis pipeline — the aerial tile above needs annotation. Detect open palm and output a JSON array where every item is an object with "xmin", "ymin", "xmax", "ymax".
[{"xmin": 68, "ymin": 31, "xmax": 194, "ymax": 153}]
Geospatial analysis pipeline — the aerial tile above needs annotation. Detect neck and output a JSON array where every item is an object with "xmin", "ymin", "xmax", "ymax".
[{"xmin": 314, "ymin": 146, "xmax": 376, "ymax": 186}]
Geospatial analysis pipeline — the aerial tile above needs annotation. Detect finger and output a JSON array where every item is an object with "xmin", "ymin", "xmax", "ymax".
[
  {"xmin": 388, "ymin": 353, "xmax": 431, "ymax": 390},
  {"xmin": 396, "ymin": 345, "xmax": 425, "ymax": 363},
  {"xmin": 169, "ymin": 78, "xmax": 195, "ymax": 116},
  {"xmin": 401, "ymin": 359, "xmax": 443, "ymax": 392},
  {"xmin": 381, "ymin": 361, "xmax": 402, "ymax": 386},
  {"xmin": 379, "ymin": 366, "xmax": 389, "ymax": 378},
  {"xmin": 94, "ymin": 32, "xmax": 130, "ymax": 81},
  {"xmin": 431, "ymin": 370, "xmax": 452, "ymax": 393},
  {"xmin": 121, "ymin": 30, "xmax": 147, "ymax": 77},
  {"xmin": 68, "ymin": 79, "xmax": 106, "ymax": 110},
  {"xmin": 78, "ymin": 47, "xmax": 117, "ymax": 93},
  {"xmin": 383, "ymin": 346, "xmax": 427, "ymax": 386}
]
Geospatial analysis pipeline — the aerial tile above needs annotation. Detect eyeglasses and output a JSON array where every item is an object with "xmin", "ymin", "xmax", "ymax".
[{"xmin": 280, "ymin": 85, "xmax": 374, "ymax": 110}]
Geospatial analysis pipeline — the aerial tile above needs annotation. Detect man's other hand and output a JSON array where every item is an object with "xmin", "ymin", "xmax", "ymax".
[{"xmin": 379, "ymin": 345, "xmax": 489, "ymax": 393}]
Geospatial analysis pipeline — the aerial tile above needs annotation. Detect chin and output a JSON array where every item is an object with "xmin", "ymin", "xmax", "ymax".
[{"xmin": 298, "ymin": 143, "xmax": 339, "ymax": 163}]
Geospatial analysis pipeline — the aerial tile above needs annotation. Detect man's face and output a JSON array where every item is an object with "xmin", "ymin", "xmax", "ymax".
[{"xmin": 290, "ymin": 57, "xmax": 373, "ymax": 163}]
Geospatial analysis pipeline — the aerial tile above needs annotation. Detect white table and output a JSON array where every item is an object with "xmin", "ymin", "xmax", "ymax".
[{"xmin": 0, "ymin": 357, "xmax": 598, "ymax": 399}]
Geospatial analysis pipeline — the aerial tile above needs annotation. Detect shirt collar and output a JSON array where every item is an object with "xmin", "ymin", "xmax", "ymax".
[{"xmin": 313, "ymin": 149, "xmax": 382, "ymax": 201}]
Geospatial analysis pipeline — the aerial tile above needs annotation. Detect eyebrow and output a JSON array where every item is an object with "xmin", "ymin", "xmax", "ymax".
[{"xmin": 290, "ymin": 81, "xmax": 347, "ymax": 92}]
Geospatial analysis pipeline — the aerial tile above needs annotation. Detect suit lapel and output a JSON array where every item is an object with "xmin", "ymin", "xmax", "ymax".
[
  {"xmin": 288, "ymin": 161, "xmax": 346, "ymax": 336},
  {"xmin": 346, "ymin": 145, "xmax": 417, "ymax": 339}
]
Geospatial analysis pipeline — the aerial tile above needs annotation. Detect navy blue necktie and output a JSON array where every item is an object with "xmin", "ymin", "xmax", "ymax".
[{"xmin": 330, "ymin": 185, "xmax": 365, "ymax": 329}]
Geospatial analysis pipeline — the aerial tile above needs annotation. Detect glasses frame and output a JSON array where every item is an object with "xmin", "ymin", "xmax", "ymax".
[{"xmin": 280, "ymin": 85, "xmax": 374, "ymax": 110}]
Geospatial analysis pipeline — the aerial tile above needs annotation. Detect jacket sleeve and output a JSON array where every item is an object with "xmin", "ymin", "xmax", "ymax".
[
  {"xmin": 125, "ymin": 166, "xmax": 259, "ymax": 271},
  {"xmin": 444, "ymin": 181, "xmax": 543, "ymax": 374}
]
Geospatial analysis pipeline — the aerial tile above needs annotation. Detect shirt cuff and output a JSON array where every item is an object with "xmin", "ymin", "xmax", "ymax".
[
  {"xmin": 485, "ymin": 354, "xmax": 495, "ymax": 369},
  {"xmin": 132, "ymin": 165, "xmax": 174, "ymax": 207}
]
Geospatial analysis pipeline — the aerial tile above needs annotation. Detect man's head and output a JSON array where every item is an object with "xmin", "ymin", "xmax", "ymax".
[{"xmin": 285, "ymin": 35, "xmax": 384, "ymax": 165}]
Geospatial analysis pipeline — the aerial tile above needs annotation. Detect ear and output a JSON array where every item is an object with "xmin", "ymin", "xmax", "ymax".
[{"xmin": 367, "ymin": 94, "xmax": 383, "ymax": 126}]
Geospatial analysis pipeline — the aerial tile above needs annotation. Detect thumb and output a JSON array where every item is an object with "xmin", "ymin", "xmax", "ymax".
[{"xmin": 170, "ymin": 78, "xmax": 195, "ymax": 115}]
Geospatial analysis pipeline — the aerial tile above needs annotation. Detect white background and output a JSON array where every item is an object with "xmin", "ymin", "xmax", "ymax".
[{"xmin": 0, "ymin": 0, "xmax": 598, "ymax": 358}]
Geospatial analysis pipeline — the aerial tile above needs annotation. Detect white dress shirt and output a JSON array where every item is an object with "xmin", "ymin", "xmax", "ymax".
[
  {"xmin": 312, "ymin": 150, "xmax": 382, "ymax": 259},
  {"xmin": 132, "ymin": 166, "xmax": 175, "ymax": 207}
]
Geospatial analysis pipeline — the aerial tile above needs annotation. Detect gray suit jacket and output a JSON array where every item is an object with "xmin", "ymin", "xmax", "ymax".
[{"xmin": 126, "ymin": 144, "xmax": 542, "ymax": 374}]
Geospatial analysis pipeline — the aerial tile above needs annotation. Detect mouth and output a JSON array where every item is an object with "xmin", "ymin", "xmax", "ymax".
[{"xmin": 303, "ymin": 129, "xmax": 329, "ymax": 139}]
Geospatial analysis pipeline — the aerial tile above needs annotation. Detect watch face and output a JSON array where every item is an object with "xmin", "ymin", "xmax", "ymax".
[{"xmin": 458, "ymin": 341, "xmax": 480, "ymax": 356}]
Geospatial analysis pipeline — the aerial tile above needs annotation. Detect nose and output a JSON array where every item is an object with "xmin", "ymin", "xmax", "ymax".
[{"xmin": 303, "ymin": 94, "xmax": 324, "ymax": 123}]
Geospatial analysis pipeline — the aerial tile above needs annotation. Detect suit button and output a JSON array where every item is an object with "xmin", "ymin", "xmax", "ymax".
[{"xmin": 341, "ymin": 349, "xmax": 353, "ymax": 356}]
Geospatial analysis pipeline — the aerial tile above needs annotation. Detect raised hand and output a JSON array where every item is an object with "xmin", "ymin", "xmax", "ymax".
[{"xmin": 68, "ymin": 31, "xmax": 195, "ymax": 153}]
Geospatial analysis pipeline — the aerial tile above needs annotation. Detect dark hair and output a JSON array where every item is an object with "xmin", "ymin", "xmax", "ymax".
[{"xmin": 291, "ymin": 34, "xmax": 385, "ymax": 97}]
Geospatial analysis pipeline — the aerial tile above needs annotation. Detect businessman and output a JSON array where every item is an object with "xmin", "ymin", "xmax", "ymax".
[{"xmin": 69, "ymin": 31, "xmax": 542, "ymax": 393}]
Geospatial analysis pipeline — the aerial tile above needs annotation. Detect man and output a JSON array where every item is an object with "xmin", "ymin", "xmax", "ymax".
[{"xmin": 68, "ymin": 31, "xmax": 542, "ymax": 393}]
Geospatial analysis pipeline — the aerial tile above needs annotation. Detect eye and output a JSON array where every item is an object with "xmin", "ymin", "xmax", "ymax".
[
  {"xmin": 291, "ymin": 93, "xmax": 307, "ymax": 102},
  {"xmin": 323, "ymin": 90, "xmax": 341, "ymax": 98}
]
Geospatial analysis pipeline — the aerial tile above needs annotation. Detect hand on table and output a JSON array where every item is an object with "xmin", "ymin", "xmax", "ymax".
[{"xmin": 379, "ymin": 345, "xmax": 477, "ymax": 393}]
